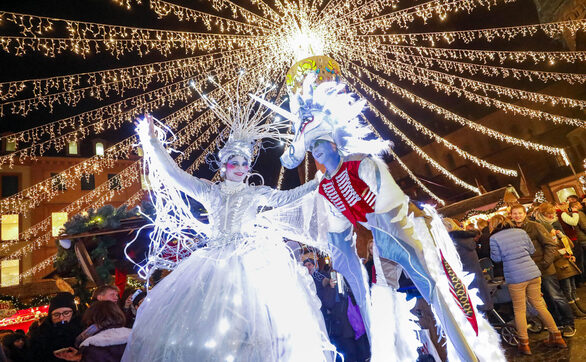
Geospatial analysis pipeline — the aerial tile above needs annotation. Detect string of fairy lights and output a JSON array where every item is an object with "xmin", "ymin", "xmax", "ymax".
[
  {"xmin": 0, "ymin": 0, "xmax": 584, "ymax": 278},
  {"xmin": 149, "ymin": 0, "xmax": 270, "ymax": 34},
  {"xmin": 18, "ymin": 186, "xmax": 148, "ymax": 281},
  {"xmin": 351, "ymin": 18, "xmax": 586, "ymax": 44},
  {"xmin": 337, "ymin": 62, "xmax": 520, "ymax": 177},
  {"xmin": 339, "ymin": 58, "xmax": 571, "ymax": 158},
  {"xmin": 345, "ymin": 0, "xmax": 516, "ymax": 29},
  {"xmin": 0, "ymin": 63, "xmax": 276, "ymax": 219},
  {"xmin": 378, "ymin": 45, "xmax": 586, "ymax": 84},
  {"xmin": 344, "ymin": 75, "xmax": 482, "ymax": 194},
  {"xmin": 343, "ymin": 45, "xmax": 586, "ymax": 126},
  {"xmin": 366, "ymin": 43, "xmax": 586, "ymax": 64},
  {"xmin": 2, "ymin": 67, "xmax": 277, "ymax": 278},
  {"xmin": 0, "ymin": 47, "xmax": 270, "ymax": 117}
]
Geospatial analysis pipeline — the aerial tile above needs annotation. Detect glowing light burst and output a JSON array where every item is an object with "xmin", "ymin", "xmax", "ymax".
[
  {"xmin": 1, "ymin": 0, "xmax": 585, "ymax": 275},
  {"xmin": 282, "ymin": 21, "xmax": 328, "ymax": 62}
]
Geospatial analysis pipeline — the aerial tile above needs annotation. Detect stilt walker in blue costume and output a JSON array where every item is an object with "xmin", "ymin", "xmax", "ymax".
[{"xmin": 253, "ymin": 56, "xmax": 505, "ymax": 362}]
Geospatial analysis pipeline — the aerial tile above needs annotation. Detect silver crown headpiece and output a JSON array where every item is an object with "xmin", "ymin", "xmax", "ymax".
[{"xmin": 198, "ymin": 73, "xmax": 292, "ymax": 165}]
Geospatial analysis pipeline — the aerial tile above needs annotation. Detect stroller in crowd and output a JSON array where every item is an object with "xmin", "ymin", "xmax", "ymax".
[{"xmin": 479, "ymin": 257, "xmax": 544, "ymax": 347}]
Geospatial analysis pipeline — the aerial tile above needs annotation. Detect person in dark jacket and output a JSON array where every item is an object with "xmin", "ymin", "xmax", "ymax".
[
  {"xmin": 2, "ymin": 331, "xmax": 32, "ymax": 362},
  {"xmin": 489, "ymin": 214, "xmax": 565, "ymax": 355},
  {"xmin": 28, "ymin": 292, "xmax": 83, "ymax": 362},
  {"xmin": 534, "ymin": 202, "xmax": 585, "ymax": 317},
  {"xmin": 510, "ymin": 204, "xmax": 576, "ymax": 337},
  {"xmin": 320, "ymin": 281, "xmax": 370, "ymax": 362},
  {"xmin": 475, "ymin": 219, "xmax": 490, "ymax": 259},
  {"xmin": 557, "ymin": 203, "xmax": 583, "ymax": 284},
  {"xmin": 118, "ymin": 288, "xmax": 137, "ymax": 329},
  {"xmin": 568, "ymin": 201, "xmax": 586, "ymax": 280},
  {"xmin": 475, "ymin": 219, "xmax": 504, "ymax": 278},
  {"xmin": 54, "ymin": 301, "xmax": 131, "ymax": 362},
  {"xmin": 443, "ymin": 218, "xmax": 493, "ymax": 312},
  {"xmin": 119, "ymin": 290, "xmax": 146, "ymax": 330}
]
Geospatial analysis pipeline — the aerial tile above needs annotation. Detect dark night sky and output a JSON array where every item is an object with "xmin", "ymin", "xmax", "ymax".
[{"xmin": 0, "ymin": 0, "xmax": 582, "ymax": 194}]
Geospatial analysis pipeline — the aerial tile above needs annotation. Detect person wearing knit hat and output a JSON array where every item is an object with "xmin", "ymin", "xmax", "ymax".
[
  {"xmin": 28, "ymin": 292, "xmax": 83, "ymax": 362},
  {"xmin": 48, "ymin": 292, "xmax": 76, "ymax": 320}
]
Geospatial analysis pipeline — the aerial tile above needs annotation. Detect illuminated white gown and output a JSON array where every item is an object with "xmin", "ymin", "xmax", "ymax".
[{"xmin": 122, "ymin": 137, "xmax": 335, "ymax": 362}]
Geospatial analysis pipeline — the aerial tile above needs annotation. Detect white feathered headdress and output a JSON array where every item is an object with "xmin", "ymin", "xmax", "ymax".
[{"xmin": 251, "ymin": 72, "xmax": 389, "ymax": 169}]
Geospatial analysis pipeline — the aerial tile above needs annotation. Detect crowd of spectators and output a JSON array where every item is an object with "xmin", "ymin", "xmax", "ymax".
[
  {"xmin": 0, "ymin": 194, "xmax": 584, "ymax": 361},
  {"xmin": 448, "ymin": 193, "xmax": 586, "ymax": 356},
  {"xmin": 0, "ymin": 284, "xmax": 145, "ymax": 362}
]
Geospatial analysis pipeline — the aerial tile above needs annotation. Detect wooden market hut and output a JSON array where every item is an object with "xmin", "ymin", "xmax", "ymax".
[{"xmin": 437, "ymin": 185, "xmax": 523, "ymax": 221}]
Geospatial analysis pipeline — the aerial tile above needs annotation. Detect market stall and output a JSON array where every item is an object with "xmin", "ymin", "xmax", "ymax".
[
  {"xmin": 0, "ymin": 305, "xmax": 48, "ymax": 333},
  {"xmin": 438, "ymin": 185, "xmax": 522, "ymax": 223}
]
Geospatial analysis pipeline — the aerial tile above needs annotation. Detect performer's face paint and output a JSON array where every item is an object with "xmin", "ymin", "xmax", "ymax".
[
  {"xmin": 224, "ymin": 156, "xmax": 249, "ymax": 182},
  {"xmin": 310, "ymin": 140, "xmax": 340, "ymax": 173}
]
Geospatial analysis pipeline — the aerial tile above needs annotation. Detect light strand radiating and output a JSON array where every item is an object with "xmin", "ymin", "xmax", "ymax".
[{"xmin": 0, "ymin": 0, "xmax": 583, "ymax": 219}]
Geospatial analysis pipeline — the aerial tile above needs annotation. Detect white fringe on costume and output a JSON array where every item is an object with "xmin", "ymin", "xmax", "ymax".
[
  {"xmin": 417, "ymin": 205, "xmax": 506, "ymax": 362},
  {"xmin": 370, "ymin": 284, "xmax": 420, "ymax": 362}
]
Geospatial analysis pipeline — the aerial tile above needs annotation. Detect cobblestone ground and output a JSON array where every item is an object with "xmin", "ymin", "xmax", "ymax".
[{"xmin": 501, "ymin": 285, "xmax": 586, "ymax": 361}]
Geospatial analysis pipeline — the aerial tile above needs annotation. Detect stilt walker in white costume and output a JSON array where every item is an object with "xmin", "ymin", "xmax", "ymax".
[
  {"xmin": 253, "ymin": 56, "xmax": 506, "ymax": 362},
  {"xmin": 122, "ymin": 79, "xmax": 337, "ymax": 362}
]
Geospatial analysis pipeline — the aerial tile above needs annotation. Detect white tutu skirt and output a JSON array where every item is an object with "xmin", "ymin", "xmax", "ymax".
[{"xmin": 122, "ymin": 234, "xmax": 336, "ymax": 362}]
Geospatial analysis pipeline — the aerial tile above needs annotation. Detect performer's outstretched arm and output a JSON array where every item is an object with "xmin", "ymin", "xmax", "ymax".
[
  {"xmin": 137, "ymin": 116, "xmax": 213, "ymax": 202},
  {"xmin": 256, "ymin": 177, "xmax": 319, "ymax": 207}
]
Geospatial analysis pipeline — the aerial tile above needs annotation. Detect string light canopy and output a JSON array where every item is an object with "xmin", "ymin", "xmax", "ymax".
[{"xmin": 0, "ymin": 0, "xmax": 585, "ymax": 275}]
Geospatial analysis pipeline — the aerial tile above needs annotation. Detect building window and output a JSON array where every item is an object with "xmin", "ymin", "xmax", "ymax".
[
  {"xmin": 68, "ymin": 141, "xmax": 78, "ymax": 155},
  {"xmin": 556, "ymin": 187, "xmax": 577, "ymax": 203},
  {"xmin": 95, "ymin": 142, "xmax": 104, "ymax": 156},
  {"xmin": 108, "ymin": 174, "xmax": 121, "ymax": 190},
  {"xmin": 1, "ymin": 215, "xmax": 19, "ymax": 241},
  {"xmin": 5, "ymin": 139, "xmax": 16, "ymax": 152},
  {"xmin": 1, "ymin": 175, "xmax": 19, "ymax": 197},
  {"xmin": 81, "ymin": 174, "xmax": 95, "ymax": 190},
  {"xmin": 1, "ymin": 260, "xmax": 19, "ymax": 287},
  {"xmin": 52, "ymin": 212, "xmax": 68, "ymax": 237},
  {"xmin": 51, "ymin": 173, "xmax": 67, "ymax": 191}
]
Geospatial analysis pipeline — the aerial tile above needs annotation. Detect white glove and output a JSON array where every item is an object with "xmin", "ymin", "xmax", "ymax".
[{"xmin": 314, "ymin": 169, "xmax": 324, "ymax": 181}]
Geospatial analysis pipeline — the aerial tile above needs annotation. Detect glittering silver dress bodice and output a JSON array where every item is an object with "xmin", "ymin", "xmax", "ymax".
[{"xmin": 146, "ymin": 135, "xmax": 317, "ymax": 243}]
